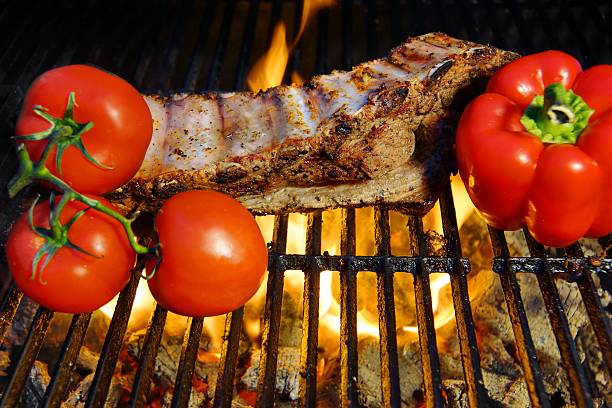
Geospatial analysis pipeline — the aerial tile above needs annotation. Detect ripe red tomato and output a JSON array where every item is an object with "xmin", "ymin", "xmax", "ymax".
[
  {"xmin": 6, "ymin": 196, "xmax": 135, "ymax": 314},
  {"xmin": 146, "ymin": 190, "xmax": 267, "ymax": 317},
  {"xmin": 16, "ymin": 65, "xmax": 152, "ymax": 194}
]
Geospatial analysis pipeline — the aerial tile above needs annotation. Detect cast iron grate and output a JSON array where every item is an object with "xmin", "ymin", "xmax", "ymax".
[{"xmin": 0, "ymin": 1, "xmax": 610, "ymax": 407}]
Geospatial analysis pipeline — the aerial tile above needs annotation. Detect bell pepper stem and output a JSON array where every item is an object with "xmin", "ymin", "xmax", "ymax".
[{"xmin": 520, "ymin": 82, "xmax": 594, "ymax": 144}]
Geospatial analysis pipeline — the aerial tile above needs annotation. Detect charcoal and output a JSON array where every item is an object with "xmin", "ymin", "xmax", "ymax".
[
  {"xmin": 63, "ymin": 372, "xmax": 132, "ymax": 407},
  {"xmin": 239, "ymin": 346, "xmax": 301, "ymax": 401},
  {"xmin": 20, "ymin": 361, "xmax": 50, "ymax": 408}
]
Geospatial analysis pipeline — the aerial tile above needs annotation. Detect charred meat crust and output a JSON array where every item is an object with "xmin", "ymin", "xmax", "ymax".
[{"xmin": 108, "ymin": 33, "xmax": 518, "ymax": 215}]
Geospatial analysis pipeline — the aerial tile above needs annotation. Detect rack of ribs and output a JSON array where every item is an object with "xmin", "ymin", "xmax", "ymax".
[{"xmin": 109, "ymin": 33, "xmax": 517, "ymax": 215}]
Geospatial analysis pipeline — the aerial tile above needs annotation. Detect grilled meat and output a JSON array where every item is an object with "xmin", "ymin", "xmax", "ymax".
[{"xmin": 109, "ymin": 33, "xmax": 517, "ymax": 215}]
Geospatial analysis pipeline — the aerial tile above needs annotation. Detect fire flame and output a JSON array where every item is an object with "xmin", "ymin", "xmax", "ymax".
[
  {"xmin": 247, "ymin": 23, "xmax": 289, "ymax": 92},
  {"xmin": 247, "ymin": 0, "xmax": 335, "ymax": 92}
]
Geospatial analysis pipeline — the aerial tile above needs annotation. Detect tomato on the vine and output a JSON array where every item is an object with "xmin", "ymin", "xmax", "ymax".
[
  {"xmin": 146, "ymin": 190, "xmax": 268, "ymax": 317},
  {"xmin": 6, "ymin": 196, "xmax": 135, "ymax": 314},
  {"xmin": 16, "ymin": 65, "xmax": 152, "ymax": 194}
]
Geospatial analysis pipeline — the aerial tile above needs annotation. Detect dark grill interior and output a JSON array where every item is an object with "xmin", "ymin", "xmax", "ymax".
[{"xmin": 0, "ymin": 1, "xmax": 610, "ymax": 407}]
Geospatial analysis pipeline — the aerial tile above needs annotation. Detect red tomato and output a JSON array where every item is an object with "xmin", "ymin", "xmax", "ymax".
[
  {"xmin": 16, "ymin": 65, "xmax": 152, "ymax": 194},
  {"xmin": 6, "ymin": 196, "xmax": 135, "ymax": 314},
  {"xmin": 146, "ymin": 190, "xmax": 267, "ymax": 317}
]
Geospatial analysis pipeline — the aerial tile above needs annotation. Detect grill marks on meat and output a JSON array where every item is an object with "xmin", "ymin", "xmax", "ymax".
[{"xmin": 110, "ymin": 33, "xmax": 517, "ymax": 215}]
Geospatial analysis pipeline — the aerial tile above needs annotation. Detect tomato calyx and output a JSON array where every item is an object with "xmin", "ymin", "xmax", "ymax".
[
  {"xmin": 521, "ymin": 82, "xmax": 594, "ymax": 144},
  {"xmin": 15, "ymin": 92, "xmax": 112, "ymax": 176},
  {"xmin": 141, "ymin": 249, "xmax": 162, "ymax": 280},
  {"xmin": 27, "ymin": 192, "xmax": 100, "ymax": 283}
]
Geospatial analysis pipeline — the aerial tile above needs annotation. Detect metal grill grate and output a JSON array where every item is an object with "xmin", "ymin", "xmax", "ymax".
[{"xmin": 0, "ymin": 1, "xmax": 610, "ymax": 407}]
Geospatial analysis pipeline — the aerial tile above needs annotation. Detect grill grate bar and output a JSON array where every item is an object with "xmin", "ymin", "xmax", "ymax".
[
  {"xmin": 182, "ymin": 0, "xmax": 218, "ymax": 91},
  {"xmin": 154, "ymin": 0, "xmax": 202, "ymax": 91},
  {"xmin": 0, "ymin": 1, "xmax": 25, "ymax": 60},
  {"xmin": 297, "ymin": 211, "xmax": 322, "ymax": 408},
  {"xmin": 374, "ymin": 208, "xmax": 401, "ymax": 407},
  {"xmin": 565, "ymin": 243, "xmax": 612, "ymax": 381},
  {"xmin": 123, "ymin": 5, "xmax": 169, "ymax": 87},
  {"xmin": 339, "ymin": 208, "xmax": 359, "ymax": 408},
  {"xmin": 582, "ymin": 0, "xmax": 612, "ymax": 60},
  {"xmin": 212, "ymin": 307, "xmax": 245, "ymax": 408},
  {"xmin": 271, "ymin": 254, "xmax": 471, "ymax": 274},
  {"xmin": 109, "ymin": 3, "xmax": 152, "ymax": 77},
  {"xmin": 267, "ymin": 0, "xmax": 283, "ymax": 42},
  {"xmin": 488, "ymin": 227, "xmax": 550, "ymax": 408},
  {"xmin": 288, "ymin": 0, "xmax": 304, "ymax": 85},
  {"xmin": 315, "ymin": 8, "xmax": 329, "ymax": 75},
  {"xmin": 205, "ymin": 0, "xmax": 237, "ymax": 91},
  {"xmin": 0, "ymin": 2, "xmax": 57, "ymax": 85},
  {"xmin": 0, "ymin": 1, "xmax": 53, "ymax": 85},
  {"xmin": 170, "ymin": 317, "xmax": 204, "ymax": 408},
  {"xmin": 49, "ymin": 0, "xmax": 101, "ymax": 68},
  {"xmin": 454, "ymin": 0, "xmax": 483, "ymax": 44},
  {"xmin": 85, "ymin": 272, "xmax": 141, "ymax": 407},
  {"xmin": 524, "ymin": 231, "xmax": 594, "ymax": 408},
  {"xmin": 492, "ymin": 257, "xmax": 611, "ymax": 275},
  {"xmin": 0, "ymin": 285, "xmax": 23, "ymax": 342},
  {"xmin": 138, "ymin": 1, "xmax": 184, "ymax": 92},
  {"xmin": 502, "ymin": 0, "xmax": 535, "ymax": 55},
  {"xmin": 42, "ymin": 313, "xmax": 93, "ymax": 408},
  {"xmin": 234, "ymin": 0, "xmax": 261, "ymax": 90},
  {"xmin": 86, "ymin": 2, "xmax": 134, "ymax": 70},
  {"xmin": 255, "ymin": 214, "xmax": 288, "ymax": 407},
  {"xmin": 0, "ymin": 307, "xmax": 54, "ymax": 407},
  {"xmin": 559, "ymin": 0, "xmax": 595, "ymax": 65},
  {"xmin": 439, "ymin": 184, "xmax": 489, "ymax": 406},
  {"xmin": 531, "ymin": 1, "xmax": 563, "ymax": 50},
  {"xmin": 482, "ymin": 1, "xmax": 510, "ymax": 49},
  {"xmin": 410, "ymin": 216, "xmax": 445, "ymax": 408},
  {"xmin": 341, "ymin": 0, "xmax": 354, "ymax": 70},
  {"xmin": 128, "ymin": 304, "xmax": 169, "ymax": 407},
  {"xmin": 388, "ymin": 0, "xmax": 403, "ymax": 44},
  {"xmin": 363, "ymin": 0, "xmax": 378, "ymax": 59},
  {"xmin": 0, "ymin": 0, "xmax": 75, "ymax": 132}
]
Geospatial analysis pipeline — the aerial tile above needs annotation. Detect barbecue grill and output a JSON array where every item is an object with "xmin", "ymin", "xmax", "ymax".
[{"xmin": 0, "ymin": 0, "xmax": 610, "ymax": 407}]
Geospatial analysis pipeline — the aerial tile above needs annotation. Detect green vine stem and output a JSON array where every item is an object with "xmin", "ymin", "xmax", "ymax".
[{"xmin": 8, "ymin": 93, "xmax": 154, "ymax": 259}]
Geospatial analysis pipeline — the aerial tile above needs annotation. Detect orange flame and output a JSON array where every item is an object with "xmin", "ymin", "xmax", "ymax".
[
  {"xmin": 247, "ymin": 22, "xmax": 289, "ymax": 92},
  {"xmin": 247, "ymin": 0, "xmax": 335, "ymax": 91},
  {"xmin": 291, "ymin": 71, "xmax": 305, "ymax": 85}
]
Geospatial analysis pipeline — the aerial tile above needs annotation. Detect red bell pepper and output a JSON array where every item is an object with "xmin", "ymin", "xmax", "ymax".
[{"xmin": 456, "ymin": 51, "xmax": 612, "ymax": 247}]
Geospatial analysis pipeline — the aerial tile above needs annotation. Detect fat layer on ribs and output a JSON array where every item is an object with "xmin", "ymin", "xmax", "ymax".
[{"xmin": 109, "ymin": 33, "xmax": 517, "ymax": 215}]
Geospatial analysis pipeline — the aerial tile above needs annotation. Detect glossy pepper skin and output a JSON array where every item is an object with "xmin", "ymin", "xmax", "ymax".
[{"xmin": 456, "ymin": 51, "xmax": 612, "ymax": 247}]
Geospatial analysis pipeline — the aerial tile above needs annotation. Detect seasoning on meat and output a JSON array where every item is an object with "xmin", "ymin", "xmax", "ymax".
[{"xmin": 109, "ymin": 33, "xmax": 518, "ymax": 215}]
